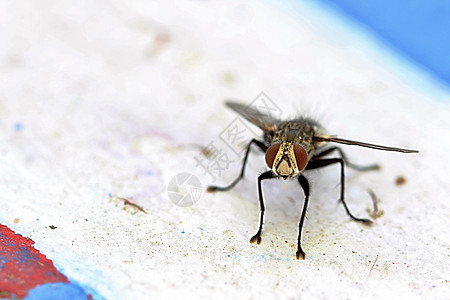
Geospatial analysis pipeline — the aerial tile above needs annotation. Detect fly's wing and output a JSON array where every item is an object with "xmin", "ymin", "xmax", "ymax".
[
  {"xmin": 314, "ymin": 136, "xmax": 418, "ymax": 153},
  {"xmin": 225, "ymin": 101, "xmax": 279, "ymax": 135}
]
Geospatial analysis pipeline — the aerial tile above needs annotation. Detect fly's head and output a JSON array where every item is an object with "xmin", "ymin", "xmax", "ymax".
[{"xmin": 265, "ymin": 142, "xmax": 308, "ymax": 180}]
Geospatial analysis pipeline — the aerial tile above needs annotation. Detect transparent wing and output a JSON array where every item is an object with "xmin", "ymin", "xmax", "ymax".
[
  {"xmin": 313, "ymin": 136, "xmax": 418, "ymax": 153},
  {"xmin": 225, "ymin": 101, "xmax": 279, "ymax": 135}
]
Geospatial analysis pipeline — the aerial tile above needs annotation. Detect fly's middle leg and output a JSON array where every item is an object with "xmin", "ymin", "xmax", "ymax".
[
  {"xmin": 306, "ymin": 158, "xmax": 373, "ymax": 225},
  {"xmin": 312, "ymin": 147, "xmax": 380, "ymax": 171}
]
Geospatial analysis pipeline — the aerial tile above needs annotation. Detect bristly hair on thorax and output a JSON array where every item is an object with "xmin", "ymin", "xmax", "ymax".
[{"xmin": 270, "ymin": 117, "xmax": 323, "ymax": 159}]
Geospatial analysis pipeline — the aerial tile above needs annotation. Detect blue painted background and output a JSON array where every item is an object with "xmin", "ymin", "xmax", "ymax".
[{"xmin": 312, "ymin": 0, "xmax": 450, "ymax": 87}]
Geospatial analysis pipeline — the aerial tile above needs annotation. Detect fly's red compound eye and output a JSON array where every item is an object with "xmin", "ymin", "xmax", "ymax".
[
  {"xmin": 265, "ymin": 143, "xmax": 281, "ymax": 168},
  {"xmin": 293, "ymin": 144, "xmax": 308, "ymax": 171}
]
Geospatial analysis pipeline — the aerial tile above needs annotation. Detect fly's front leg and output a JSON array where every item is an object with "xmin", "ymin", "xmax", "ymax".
[
  {"xmin": 296, "ymin": 174, "xmax": 310, "ymax": 260},
  {"xmin": 306, "ymin": 158, "xmax": 373, "ymax": 225},
  {"xmin": 249, "ymin": 170, "xmax": 274, "ymax": 244},
  {"xmin": 207, "ymin": 139, "xmax": 267, "ymax": 192}
]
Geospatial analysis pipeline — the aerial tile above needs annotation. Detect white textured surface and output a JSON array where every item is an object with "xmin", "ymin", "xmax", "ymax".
[{"xmin": 0, "ymin": 1, "xmax": 448, "ymax": 299}]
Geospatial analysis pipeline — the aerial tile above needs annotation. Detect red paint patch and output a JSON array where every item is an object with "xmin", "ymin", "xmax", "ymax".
[{"xmin": 0, "ymin": 224, "xmax": 68, "ymax": 298}]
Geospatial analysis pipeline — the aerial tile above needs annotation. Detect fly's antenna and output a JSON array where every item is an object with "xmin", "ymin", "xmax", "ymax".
[{"xmin": 313, "ymin": 136, "xmax": 418, "ymax": 153}]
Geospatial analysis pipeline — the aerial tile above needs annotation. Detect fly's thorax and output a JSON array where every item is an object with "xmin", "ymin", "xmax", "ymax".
[
  {"xmin": 271, "ymin": 120, "xmax": 319, "ymax": 157},
  {"xmin": 265, "ymin": 142, "xmax": 309, "ymax": 179}
]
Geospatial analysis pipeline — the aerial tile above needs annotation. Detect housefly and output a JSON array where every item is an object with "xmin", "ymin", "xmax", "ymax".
[{"xmin": 207, "ymin": 101, "xmax": 418, "ymax": 259}]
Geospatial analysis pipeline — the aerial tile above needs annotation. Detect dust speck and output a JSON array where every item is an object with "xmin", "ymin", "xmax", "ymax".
[{"xmin": 395, "ymin": 175, "xmax": 406, "ymax": 186}]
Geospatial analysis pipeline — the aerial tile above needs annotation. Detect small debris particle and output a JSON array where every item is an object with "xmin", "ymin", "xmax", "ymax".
[
  {"xmin": 368, "ymin": 255, "xmax": 379, "ymax": 278},
  {"xmin": 49, "ymin": 225, "xmax": 57, "ymax": 229},
  {"xmin": 116, "ymin": 197, "xmax": 147, "ymax": 214},
  {"xmin": 395, "ymin": 175, "xmax": 407, "ymax": 186},
  {"xmin": 181, "ymin": 231, "xmax": 185, "ymax": 234},
  {"xmin": 201, "ymin": 146, "xmax": 216, "ymax": 159},
  {"xmin": 14, "ymin": 218, "xmax": 19, "ymax": 223}
]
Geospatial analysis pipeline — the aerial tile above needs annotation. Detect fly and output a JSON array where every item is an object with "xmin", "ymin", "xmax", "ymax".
[{"xmin": 207, "ymin": 101, "xmax": 418, "ymax": 260}]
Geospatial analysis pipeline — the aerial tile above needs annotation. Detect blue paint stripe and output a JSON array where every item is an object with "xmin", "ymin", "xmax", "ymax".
[
  {"xmin": 311, "ymin": 0, "xmax": 450, "ymax": 87},
  {"xmin": 25, "ymin": 283, "xmax": 88, "ymax": 300},
  {"xmin": 25, "ymin": 282, "xmax": 104, "ymax": 300}
]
